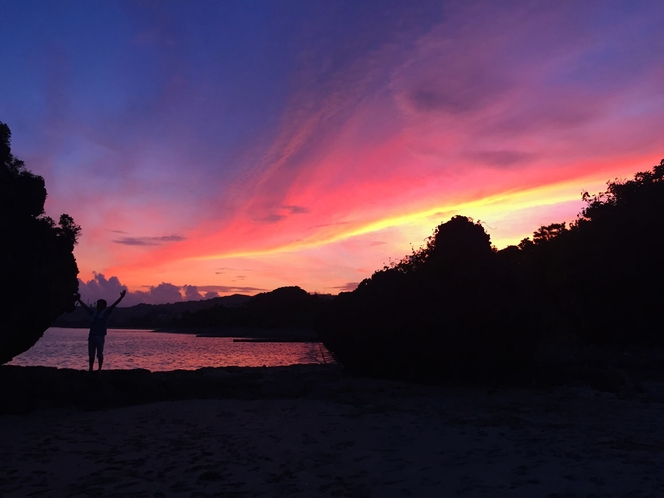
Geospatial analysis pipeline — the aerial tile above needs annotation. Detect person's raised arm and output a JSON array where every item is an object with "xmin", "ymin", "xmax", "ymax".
[
  {"xmin": 108, "ymin": 290, "xmax": 127, "ymax": 311},
  {"xmin": 75, "ymin": 293, "xmax": 93, "ymax": 314}
]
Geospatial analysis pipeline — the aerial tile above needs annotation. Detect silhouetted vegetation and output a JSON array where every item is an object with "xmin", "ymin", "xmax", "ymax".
[
  {"xmin": 318, "ymin": 159, "xmax": 664, "ymax": 382},
  {"xmin": 516, "ymin": 159, "xmax": 664, "ymax": 346},
  {"xmin": 0, "ymin": 122, "xmax": 80, "ymax": 364},
  {"xmin": 317, "ymin": 216, "xmax": 541, "ymax": 381}
]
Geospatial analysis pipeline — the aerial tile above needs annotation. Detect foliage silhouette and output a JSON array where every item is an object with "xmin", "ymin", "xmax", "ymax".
[
  {"xmin": 317, "ymin": 216, "xmax": 541, "ymax": 381},
  {"xmin": 0, "ymin": 122, "xmax": 80, "ymax": 364},
  {"xmin": 516, "ymin": 159, "xmax": 664, "ymax": 345}
]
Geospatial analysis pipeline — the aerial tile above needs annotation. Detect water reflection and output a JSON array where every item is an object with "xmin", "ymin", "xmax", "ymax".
[{"xmin": 9, "ymin": 328, "xmax": 332, "ymax": 371}]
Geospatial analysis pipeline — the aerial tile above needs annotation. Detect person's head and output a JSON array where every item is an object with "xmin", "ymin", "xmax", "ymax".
[{"xmin": 96, "ymin": 299, "xmax": 107, "ymax": 311}]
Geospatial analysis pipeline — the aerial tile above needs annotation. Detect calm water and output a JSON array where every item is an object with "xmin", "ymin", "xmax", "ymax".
[{"xmin": 9, "ymin": 327, "xmax": 333, "ymax": 371}]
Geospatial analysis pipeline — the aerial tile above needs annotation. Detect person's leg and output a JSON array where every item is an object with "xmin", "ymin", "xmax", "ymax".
[
  {"xmin": 88, "ymin": 340, "xmax": 95, "ymax": 372},
  {"xmin": 97, "ymin": 337, "xmax": 105, "ymax": 370}
]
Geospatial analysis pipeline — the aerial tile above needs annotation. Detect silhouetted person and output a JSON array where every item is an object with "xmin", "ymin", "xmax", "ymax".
[{"xmin": 75, "ymin": 290, "xmax": 126, "ymax": 371}]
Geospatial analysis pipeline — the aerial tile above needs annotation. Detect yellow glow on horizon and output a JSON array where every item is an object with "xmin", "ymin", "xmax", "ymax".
[{"xmin": 194, "ymin": 171, "xmax": 608, "ymax": 261}]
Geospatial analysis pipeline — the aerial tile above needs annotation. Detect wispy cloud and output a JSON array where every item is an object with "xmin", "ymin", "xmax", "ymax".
[
  {"xmin": 332, "ymin": 282, "xmax": 360, "ymax": 292},
  {"xmin": 470, "ymin": 150, "xmax": 537, "ymax": 169},
  {"xmin": 196, "ymin": 284, "xmax": 266, "ymax": 294},
  {"xmin": 283, "ymin": 205, "xmax": 309, "ymax": 214},
  {"xmin": 215, "ymin": 267, "xmax": 255, "ymax": 273},
  {"xmin": 113, "ymin": 235, "xmax": 186, "ymax": 246}
]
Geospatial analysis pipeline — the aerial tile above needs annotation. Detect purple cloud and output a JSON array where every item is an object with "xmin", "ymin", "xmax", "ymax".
[
  {"xmin": 133, "ymin": 283, "xmax": 183, "ymax": 305},
  {"xmin": 332, "ymin": 282, "xmax": 360, "ymax": 292},
  {"xmin": 77, "ymin": 273, "xmax": 127, "ymax": 305},
  {"xmin": 182, "ymin": 285, "xmax": 203, "ymax": 301},
  {"xmin": 77, "ymin": 274, "xmax": 232, "ymax": 306},
  {"xmin": 283, "ymin": 205, "xmax": 309, "ymax": 214},
  {"xmin": 113, "ymin": 235, "xmax": 186, "ymax": 246},
  {"xmin": 471, "ymin": 150, "xmax": 537, "ymax": 168}
]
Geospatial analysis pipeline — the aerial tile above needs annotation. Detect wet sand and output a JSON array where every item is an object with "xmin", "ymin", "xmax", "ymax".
[{"xmin": 1, "ymin": 365, "xmax": 663, "ymax": 497}]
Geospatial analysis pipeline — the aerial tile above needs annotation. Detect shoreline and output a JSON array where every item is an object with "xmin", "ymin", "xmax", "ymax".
[{"xmin": 2, "ymin": 351, "xmax": 664, "ymax": 415}]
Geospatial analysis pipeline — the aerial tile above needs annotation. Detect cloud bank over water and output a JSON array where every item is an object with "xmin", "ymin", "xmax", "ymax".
[{"xmin": 77, "ymin": 273, "xmax": 266, "ymax": 307}]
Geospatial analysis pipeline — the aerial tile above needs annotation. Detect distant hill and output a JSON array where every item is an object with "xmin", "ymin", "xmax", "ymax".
[
  {"xmin": 53, "ymin": 294, "xmax": 252, "ymax": 329},
  {"xmin": 54, "ymin": 288, "xmax": 335, "ymax": 331},
  {"xmin": 175, "ymin": 286, "xmax": 328, "ymax": 330}
]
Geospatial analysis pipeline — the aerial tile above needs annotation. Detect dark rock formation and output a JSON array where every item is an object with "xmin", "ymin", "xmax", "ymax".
[{"xmin": 0, "ymin": 122, "xmax": 80, "ymax": 364}]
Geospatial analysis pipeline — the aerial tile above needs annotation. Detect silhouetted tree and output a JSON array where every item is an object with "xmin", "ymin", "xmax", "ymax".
[
  {"xmin": 512, "ymin": 159, "xmax": 664, "ymax": 345},
  {"xmin": 318, "ymin": 216, "xmax": 541, "ymax": 381},
  {"xmin": 0, "ymin": 122, "xmax": 80, "ymax": 364}
]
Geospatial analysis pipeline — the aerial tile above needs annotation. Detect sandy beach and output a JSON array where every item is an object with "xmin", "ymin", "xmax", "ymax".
[{"xmin": 1, "ymin": 365, "xmax": 663, "ymax": 497}]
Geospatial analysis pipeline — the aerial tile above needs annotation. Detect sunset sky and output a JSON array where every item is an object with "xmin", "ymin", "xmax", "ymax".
[{"xmin": 1, "ymin": 1, "xmax": 663, "ymax": 305}]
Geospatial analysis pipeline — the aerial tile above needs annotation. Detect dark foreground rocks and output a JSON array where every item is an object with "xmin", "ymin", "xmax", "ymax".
[{"xmin": 0, "ymin": 364, "xmax": 344, "ymax": 414}]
